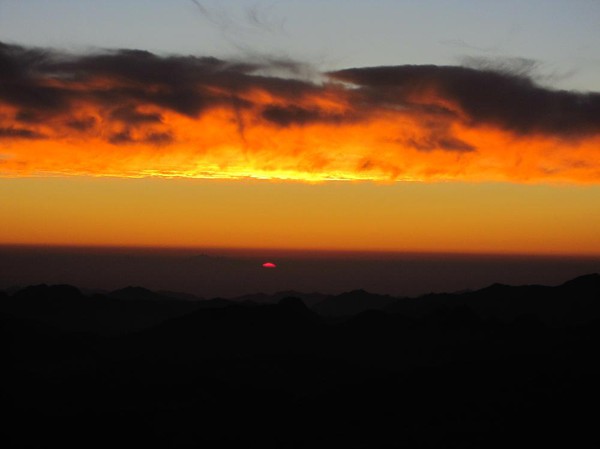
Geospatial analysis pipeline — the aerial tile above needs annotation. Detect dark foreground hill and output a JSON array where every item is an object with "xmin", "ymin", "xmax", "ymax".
[{"xmin": 2, "ymin": 275, "xmax": 600, "ymax": 448}]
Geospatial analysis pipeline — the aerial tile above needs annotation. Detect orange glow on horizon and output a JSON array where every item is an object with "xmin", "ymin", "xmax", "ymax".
[{"xmin": 2, "ymin": 176, "xmax": 600, "ymax": 256}]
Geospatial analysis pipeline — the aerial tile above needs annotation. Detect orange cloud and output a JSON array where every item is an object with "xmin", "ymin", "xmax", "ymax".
[{"xmin": 1, "ymin": 42, "xmax": 599, "ymax": 183}]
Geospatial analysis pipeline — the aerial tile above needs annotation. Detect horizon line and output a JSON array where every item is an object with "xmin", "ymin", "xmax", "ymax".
[{"xmin": 2, "ymin": 242, "xmax": 600, "ymax": 259}]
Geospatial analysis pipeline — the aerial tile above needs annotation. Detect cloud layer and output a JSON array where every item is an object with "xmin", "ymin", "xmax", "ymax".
[{"xmin": 1, "ymin": 42, "xmax": 599, "ymax": 182}]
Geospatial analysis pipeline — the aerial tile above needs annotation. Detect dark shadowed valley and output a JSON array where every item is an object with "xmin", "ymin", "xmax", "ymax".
[{"xmin": 3, "ymin": 273, "xmax": 600, "ymax": 448}]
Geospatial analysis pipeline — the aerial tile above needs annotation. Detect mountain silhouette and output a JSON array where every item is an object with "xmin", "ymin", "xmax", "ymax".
[
  {"xmin": 560, "ymin": 272, "xmax": 600, "ymax": 292},
  {"xmin": 231, "ymin": 290, "xmax": 328, "ymax": 308},
  {"xmin": 108, "ymin": 285, "xmax": 171, "ymax": 301},
  {"xmin": 2, "ymin": 274, "xmax": 600, "ymax": 448},
  {"xmin": 312, "ymin": 289, "xmax": 396, "ymax": 317},
  {"xmin": 2, "ymin": 284, "xmax": 204, "ymax": 335}
]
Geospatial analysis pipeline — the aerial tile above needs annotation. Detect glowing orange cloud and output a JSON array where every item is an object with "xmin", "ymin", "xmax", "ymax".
[{"xmin": 1, "ymin": 43, "xmax": 599, "ymax": 183}]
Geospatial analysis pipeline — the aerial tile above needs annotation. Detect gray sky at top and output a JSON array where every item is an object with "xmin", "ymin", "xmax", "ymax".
[{"xmin": 0, "ymin": 0, "xmax": 599, "ymax": 91}]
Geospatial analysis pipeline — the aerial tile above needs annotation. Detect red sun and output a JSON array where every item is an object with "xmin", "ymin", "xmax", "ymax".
[{"xmin": 262, "ymin": 262, "xmax": 277, "ymax": 268}]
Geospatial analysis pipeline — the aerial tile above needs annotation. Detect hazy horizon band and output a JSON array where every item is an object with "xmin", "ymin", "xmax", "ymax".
[{"xmin": 1, "ymin": 244, "xmax": 599, "ymax": 299}]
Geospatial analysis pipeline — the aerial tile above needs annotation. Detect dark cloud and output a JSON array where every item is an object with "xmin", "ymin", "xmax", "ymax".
[
  {"xmin": 1, "ymin": 41, "xmax": 599, "ymax": 149},
  {"xmin": 145, "ymin": 132, "xmax": 173, "ymax": 146},
  {"xmin": 437, "ymin": 137, "xmax": 475, "ymax": 152},
  {"xmin": 58, "ymin": 50, "xmax": 258, "ymax": 116},
  {"xmin": 406, "ymin": 135, "xmax": 475, "ymax": 153},
  {"xmin": 0, "ymin": 43, "xmax": 71, "ymax": 112},
  {"xmin": 0, "ymin": 81, "xmax": 70, "ymax": 113},
  {"xmin": 459, "ymin": 56, "xmax": 540, "ymax": 78},
  {"xmin": 66, "ymin": 117, "xmax": 97, "ymax": 131},
  {"xmin": 0, "ymin": 42, "xmax": 315, "ymax": 121},
  {"xmin": 108, "ymin": 130, "xmax": 132, "ymax": 145},
  {"xmin": 109, "ymin": 106, "xmax": 162, "ymax": 124},
  {"xmin": 0, "ymin": 42, "xmax": 50, "ymax": 80},
  {"xmin": 15, "ymin": 110, "xmax": 43, "ymax": 123},
  {"xmin": 397, "ymin": 115, "xmax": 477, "ymax": 153},
  {"xmin": 0, "ymin": 126, "xmax": 44, "ymax": 139},
  {"xmin": 330, "ymin": 65, "xmax": 600, "ymax": 137},
  {"xmin": 108, "ymin": 129, "xmax": 173, "ymax": 146},
  {"xmin": 262, "ymin": 105, "xmax": 345, "ymax": 127}
]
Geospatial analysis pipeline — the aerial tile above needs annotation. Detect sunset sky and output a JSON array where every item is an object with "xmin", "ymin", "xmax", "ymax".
[{"xmin": 1, "ymin": 0, "xmax": 600, "ymax": 255}]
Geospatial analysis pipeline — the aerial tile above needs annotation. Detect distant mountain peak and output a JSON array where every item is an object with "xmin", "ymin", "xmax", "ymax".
[
  {"xmin": 312, "ymin": 289, "xmax": 395, "ymax": 316},
  {"xmin": 278, "ymin": 296, "xmax": 307, "ymax": 310},
  {"xmin": 109, "ymin": 286, "xmax": 165, "ymax": 301},
  {"xmin": 482, "ymin": 283, "xmax": 510, "ymax": 290},
  {"xmin": 113, "ymin": 286, "xmax": 153, "ymax": 293},
  {"xmin": 341, "ymin": 289, "xmax": 372, "ymax": 297},
  {"xmin": 560, "ymin": 273, "xmax": 600, "ymax": 289},
  {"xmin": 15, "ymin": 284, "xmax": 83, "ymax": 298},
  {"xmin": 564, "ymin": 273, "xmax": 599, "ymax": 282}
]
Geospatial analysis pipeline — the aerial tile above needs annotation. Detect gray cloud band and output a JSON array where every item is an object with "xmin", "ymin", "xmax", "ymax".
[{"xmin": 1, "ymin": 42, "xmax": 599, "ymax": 147}]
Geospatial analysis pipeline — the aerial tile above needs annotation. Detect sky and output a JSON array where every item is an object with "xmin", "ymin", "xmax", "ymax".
[{"xmin": 1, "ymin": 0, "xmax": 600, "ymax": 256}]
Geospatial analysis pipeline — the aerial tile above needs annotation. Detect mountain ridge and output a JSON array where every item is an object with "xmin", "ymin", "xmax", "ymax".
[{"xmin": 3, "ymin": 273, "xmax": 600, "ymax": 448}]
